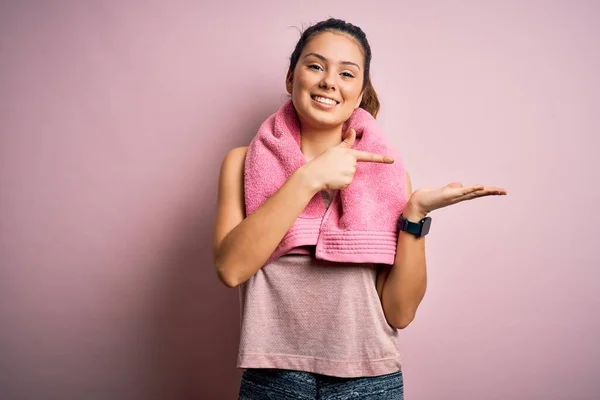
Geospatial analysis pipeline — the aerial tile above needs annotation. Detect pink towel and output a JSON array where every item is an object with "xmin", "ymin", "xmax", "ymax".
[{"xmin": 244, "ymin": 100, "xmax": 409, "ymax": 265}]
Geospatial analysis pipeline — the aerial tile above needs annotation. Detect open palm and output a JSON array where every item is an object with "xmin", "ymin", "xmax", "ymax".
[{"xmin": 411, "ymin": 182, "xmax": 507, "ymax": 215}]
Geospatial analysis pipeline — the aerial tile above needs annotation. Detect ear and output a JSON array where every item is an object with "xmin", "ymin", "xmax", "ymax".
[{"xmin": 286, "ymin": 70, "xmax": 293, "ymax": 94}]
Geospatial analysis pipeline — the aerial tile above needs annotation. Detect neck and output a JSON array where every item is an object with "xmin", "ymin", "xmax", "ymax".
[{"xmin": 300, "ymin": 123, "xmax": 343, "ymax": 162}]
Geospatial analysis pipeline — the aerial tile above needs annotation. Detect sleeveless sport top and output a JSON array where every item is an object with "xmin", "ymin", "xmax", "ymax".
[{"xmin": 236, "ymin": 191, "xmax": 402, "ymax": 378}]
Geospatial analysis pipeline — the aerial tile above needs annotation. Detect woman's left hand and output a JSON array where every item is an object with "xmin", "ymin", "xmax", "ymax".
[{"xmin": 405, "ymin": 182, "xmax": 507, "ymax": 219}]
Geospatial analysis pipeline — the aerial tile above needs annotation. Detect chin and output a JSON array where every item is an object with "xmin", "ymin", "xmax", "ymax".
[{"xmin": 308, "ymin": 112, "xmax": 342, "ymax": 128}]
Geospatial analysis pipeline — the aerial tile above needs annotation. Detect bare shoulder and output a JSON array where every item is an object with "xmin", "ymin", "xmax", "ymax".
[
  {"xmin": 223, "ymin": 146, "xmax": 248, "ymax": 166},
  {"xmin": 220, "ymin": 146, "xmax": 248, "ymax": 177}
]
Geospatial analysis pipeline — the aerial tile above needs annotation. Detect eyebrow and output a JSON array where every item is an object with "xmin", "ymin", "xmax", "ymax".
[{"xmin": 303, "ymin": 52, "xmax": 361, "ymax": 70}]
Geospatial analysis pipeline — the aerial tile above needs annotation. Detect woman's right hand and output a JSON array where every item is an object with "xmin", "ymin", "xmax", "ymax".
[{"xmin": 302, "ymin": 128, "xmax": 395, "ymax": 191}]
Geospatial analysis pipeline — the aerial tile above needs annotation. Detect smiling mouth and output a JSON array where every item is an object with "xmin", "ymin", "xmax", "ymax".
[{"xmin": 311, "ymin": 95, "xmax": 339, "ymax": 106}]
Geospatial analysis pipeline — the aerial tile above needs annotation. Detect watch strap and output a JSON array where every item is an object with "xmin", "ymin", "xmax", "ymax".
[{"xmin": 398, "ymin": 214, "xmax": 432, "ymax": 238}]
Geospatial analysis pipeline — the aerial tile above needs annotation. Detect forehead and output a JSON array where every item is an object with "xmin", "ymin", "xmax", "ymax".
[{"xmin": 301, "ymin": 31, "xmax": 364, "ymax": 66}]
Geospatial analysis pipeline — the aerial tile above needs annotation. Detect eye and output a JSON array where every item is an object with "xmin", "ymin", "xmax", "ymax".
[
  {"xmin": 341, "ymin": 72, "xmax": 355, "ymax": 78},
  {"xmin": 308, "ymin": 64, "xmax": 324, "ymax": 71}
]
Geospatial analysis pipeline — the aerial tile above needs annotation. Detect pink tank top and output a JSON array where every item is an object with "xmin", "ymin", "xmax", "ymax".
[{"xmin": 237, "ymin": 191, "xmax": 402, "ymax": 378}]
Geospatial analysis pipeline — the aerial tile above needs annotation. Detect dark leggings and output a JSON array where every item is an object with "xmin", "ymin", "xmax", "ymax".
[{"xmin": 239, "ymin": 368, "xmax": 404, "ymax": 399}]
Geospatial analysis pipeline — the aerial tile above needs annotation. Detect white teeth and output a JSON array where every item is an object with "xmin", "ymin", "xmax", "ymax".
[{"xmin": 313, "ymin": 96, "xmax": 337, "ymax": 105}]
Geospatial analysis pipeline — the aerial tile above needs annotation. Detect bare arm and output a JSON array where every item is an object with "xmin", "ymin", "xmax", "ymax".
[
  {"xmin": 377, "ymin": 171, "xmax": 428, "ymax": 329},
  {"xmin": 212, "ymin": 147, "xmax": 320, "ymax": 288},
  {"xmin": 376, "ymin": 172, "xmax": 507, "ymax": 329}
]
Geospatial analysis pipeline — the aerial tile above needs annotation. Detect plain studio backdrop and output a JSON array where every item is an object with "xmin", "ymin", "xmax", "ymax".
[{"xmin": 1, "ymin": 1, "xmax": 598, "ymax": 399}]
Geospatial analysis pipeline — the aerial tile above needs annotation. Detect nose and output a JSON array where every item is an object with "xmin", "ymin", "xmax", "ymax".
[{"xmin": 319, "ymin": 71, "xmax": 337, "ymax": 90}]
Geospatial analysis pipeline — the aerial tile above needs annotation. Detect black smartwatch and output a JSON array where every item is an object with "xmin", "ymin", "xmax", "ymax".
[{"xmin": 397, "ymin": 214, "xmax": 432, "ymax": 238}]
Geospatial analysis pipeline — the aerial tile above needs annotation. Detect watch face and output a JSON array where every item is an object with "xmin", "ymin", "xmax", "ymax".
[{"xmin": 421, "ymin": 217, "xmax": 432, "ymax": 236}]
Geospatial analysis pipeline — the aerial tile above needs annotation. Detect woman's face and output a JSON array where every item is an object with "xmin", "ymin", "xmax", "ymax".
[{"xmin": 288, "ymin": 31, "xmax": 365, "ymax": 130}]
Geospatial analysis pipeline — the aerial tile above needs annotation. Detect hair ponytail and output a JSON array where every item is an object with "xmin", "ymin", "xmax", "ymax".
[{"xmin": 359, "ymin": 79, "xmax": 380, "ymax": 118}]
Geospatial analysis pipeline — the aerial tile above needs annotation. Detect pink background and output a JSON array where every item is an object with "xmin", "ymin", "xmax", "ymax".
[{"xmin": 1, "ymin": 1, "xmax": 598, "ymax": 399}]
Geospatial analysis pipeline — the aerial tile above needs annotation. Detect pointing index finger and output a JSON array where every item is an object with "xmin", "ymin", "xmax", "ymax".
[{"xmin": 350, "ymin": 149, "xmax": 395, "ymax": 164}]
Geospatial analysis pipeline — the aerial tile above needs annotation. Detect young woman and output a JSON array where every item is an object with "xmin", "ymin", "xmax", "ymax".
[{"xmin": 213, "ymin": 18, "xmax": 506, "ymax": 400}]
